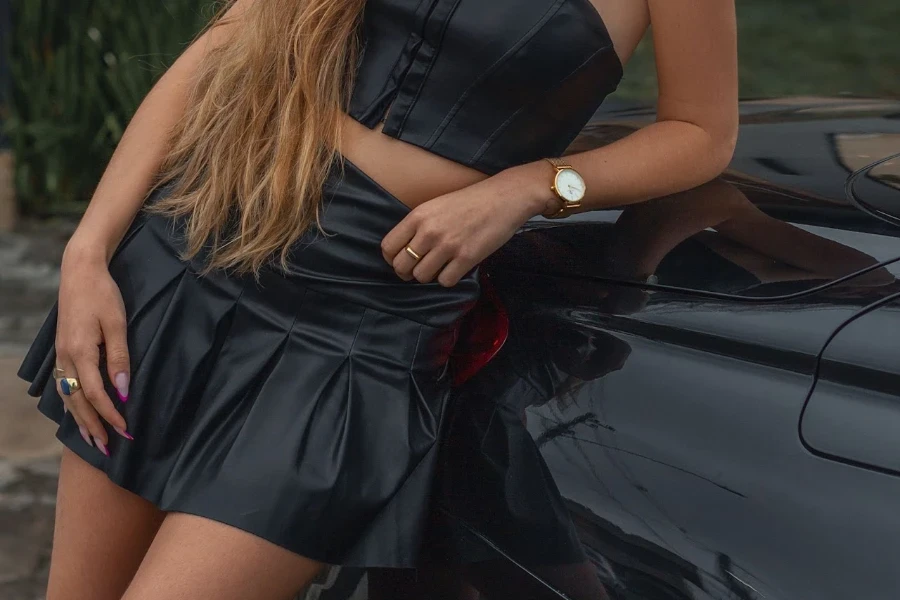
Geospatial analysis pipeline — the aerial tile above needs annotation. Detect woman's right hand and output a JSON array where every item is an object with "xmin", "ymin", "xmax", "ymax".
[{"xmin": 54, "ymin": 241, "xmax": 133, "ymax": 455}]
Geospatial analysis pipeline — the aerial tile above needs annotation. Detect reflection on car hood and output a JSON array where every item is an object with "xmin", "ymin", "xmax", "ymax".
[
  {"xmin": 848, "ymin": 151, "xmax": 900, "ymax": 225},
  {"xmin": 512, "ymin": 97, "xmax": 900, "ymax": 300}
]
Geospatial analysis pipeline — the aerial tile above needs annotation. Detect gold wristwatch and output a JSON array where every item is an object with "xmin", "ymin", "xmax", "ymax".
[{"xmin": 542, "ymin": 157, "xmax": 586, "ymax": 219}]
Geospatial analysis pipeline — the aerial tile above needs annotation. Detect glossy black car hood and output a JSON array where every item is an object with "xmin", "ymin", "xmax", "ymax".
[
  {"xmin": 518, "ymin": 97, "xmax": 900, "ymax": 300},
  {"xmin": 848, "ymin": 151, "xmax": 900, "ymax": 225}
]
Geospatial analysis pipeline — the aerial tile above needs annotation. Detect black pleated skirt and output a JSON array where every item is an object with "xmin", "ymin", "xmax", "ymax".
[{"xmin": 17, "ymin": 157, "xmax": 481, "ymax": 568}]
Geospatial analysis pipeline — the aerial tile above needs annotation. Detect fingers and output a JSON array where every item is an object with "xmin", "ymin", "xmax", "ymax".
[
  {"xmin": 380, "ymin": 213, "xmax": 418, "ymax": 264},
  {"xmin": 436, "ymin": 257, "xmax": 476, "ymax": 288},
  {"xmin": 55, "ymin": 335, "xmax": 132, "ymax": 457},
  {"xmin": 392, "ymin": 237, "xmax": 432, "ymax": 281},
  {"xmin": 389, "ymin": 218, "xmax": 431, "ymax": 281},
  {"xmin": 55, "ymin": 357, "xmax": 109, "ymax": 455},
  {"xmin": 382, "ymin": 207, "xmax": 478, "ymax": 286},
  {"xmin": 411, "ymin": 245, "xmax": 454, "ymax": 284},
  {"xmin": 391, "ymin": 247, "xmax": 419, "ymax": 282},
  {"xmin": 391, "ymin": 228, "xmax": 457, "ymax": 284},
  {"xmin": 52, "ymin": 265, "xmax": 134, "ymax": 457},
  {"xmin": 386, "ymin": 211, "xmax": 455, "ymax": 284},
  {"xmin": 73, "ymin": 349, "xmax": 128, "ymax": 434},
  {"xmin": 102, "ymin": 313, "xmax": 131, "ymax": 402}
]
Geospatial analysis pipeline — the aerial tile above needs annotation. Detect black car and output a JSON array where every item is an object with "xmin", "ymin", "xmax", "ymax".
[{"xmin": 300, "ymin": 97, "xmax": 900, "ymax": 600}]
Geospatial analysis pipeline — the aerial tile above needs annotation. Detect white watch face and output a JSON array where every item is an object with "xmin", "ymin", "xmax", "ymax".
[{"xmin": 555, "ymin": 168, "xmax": 586, "ymax": 203}]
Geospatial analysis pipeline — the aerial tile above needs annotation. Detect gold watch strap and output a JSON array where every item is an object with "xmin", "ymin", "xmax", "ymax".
[
  {"xmin": 543, "ymin": 206, "xmax": 568, "ymax": 219},
  {"xmin": 544, "ymin": 157, "xmax": 572, "ymax": 171},
  {"xmin": 542, "ymin": 157, "xmax": 576, "ymax": 219}
]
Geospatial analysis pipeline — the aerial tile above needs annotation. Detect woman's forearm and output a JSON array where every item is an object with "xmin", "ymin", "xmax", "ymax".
[
  {"xmin": 65, "ymin": 40, "xmax": 207, "ymax": 265},
  {"xmin": 66, "ymin": 67, "xmax": 191, "ymax": 264},
  {"xmin": 578, "ymin": 118, "xmax": 737, "ymax": 208},
  {"xmin": 505, "ymin": 118, "xmax": 738, "ymax": 218},
  {"xmin": 64, "ymin": 10, "xmax": 248, "ymax": 266},
  {"xmin": 504, "ymin": 0, "xmax": 738, "ymax": 218}
]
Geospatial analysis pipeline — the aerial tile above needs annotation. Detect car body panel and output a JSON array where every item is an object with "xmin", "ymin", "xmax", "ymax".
[
  {"xmin": 848, "ymin": 151, "xmax": 900, "ymax": 225},
  {"xmin": 550, "ymin": 98, "xmax": 900, "ymax": 301},
  {"xmin": 295, "ymin": 98, "xmax": 900, "ymax": 600},
  {"xmin": 440, "ymin": 245, "xmax": 900, "ymax": 599},
  {"xmin": 801, "ymin": 294, "xmax": 900, "ymax": 475},
  {"xmin": 430, "ymin": 97, "xmax": 900, "ymax": 599}
]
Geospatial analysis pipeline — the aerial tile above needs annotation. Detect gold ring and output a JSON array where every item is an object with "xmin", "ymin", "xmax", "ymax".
[
  {"xmin": 59, "ymin": 377, "xmax": 82, "ymax": 396},
  {"xmin": 405, "ymin": 246, "xmax": 422, "ymax": 261},
  {"xmin": 53, "ymin": 366, "xmax": 66, "ymax": 379}
]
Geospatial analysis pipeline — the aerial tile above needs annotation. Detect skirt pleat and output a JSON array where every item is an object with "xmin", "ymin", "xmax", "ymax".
[{"xmin": 17, "ymin": 157, "xmax": 480, "ymax": 567}]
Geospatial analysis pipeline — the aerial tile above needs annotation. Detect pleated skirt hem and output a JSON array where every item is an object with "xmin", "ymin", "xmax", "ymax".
[
  {"xmin": 44, "ymin": 406, "xmax": 446, "ymax": 568},
  {"xmin": 18, "ymin": 157, "xmax": 481, "ymax": 568}
]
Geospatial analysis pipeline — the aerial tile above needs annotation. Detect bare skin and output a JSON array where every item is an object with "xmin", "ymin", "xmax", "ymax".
[
  {"xmin": 48, "ymin": 449, "xmax": 165, "ymax": 599},
  {"xmin": 50, "ymin": 449, "xmax": 325, "ymax": 600},
  {"xmin": 50, "ymin": 1, "xmax": 327, "ymax": 597},
  {"xmin": 49, "ymin": 0, "xmax": 737, "ymax": 598},
  {"xmin": 379, "ymin": 0, "xmax": 737, "ymax": 287},
  {"xmin": 342, "ymin": 0, "xmax": 653, "ymax": 209}
]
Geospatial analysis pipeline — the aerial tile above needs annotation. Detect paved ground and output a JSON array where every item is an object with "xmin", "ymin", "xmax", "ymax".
[
  {"xmin": 0, "ymin": 355, "xmax": 60, "ymax": 600},
  {"xmin": 0, "ymin": 225, "xmax": 68, "ymax": 600}
]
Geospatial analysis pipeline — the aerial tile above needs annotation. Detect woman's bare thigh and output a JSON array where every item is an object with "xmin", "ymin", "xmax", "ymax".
[
  {"xmin": 47, "ymin": 448, "xmax": 165, "ymax": 600},
  {"xmin": 121, "ymin": 512, "xmax": 324, "ymax": 600}
]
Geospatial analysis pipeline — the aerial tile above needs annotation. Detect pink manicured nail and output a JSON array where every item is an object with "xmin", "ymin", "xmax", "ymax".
[
  {"xmin": 114, "ymin": 372, "xmax": 129, "ymax": 402},
  {"xmin": 93, "ymin": 438, "xmax": 110, "ymax": 457},
  {"xmin": 114, "ymin": 427, "xmax": 134, "ymax": 441},
  {"xmin": 79, "ymin": 426, "xmax": 93, "ymax": 447}
]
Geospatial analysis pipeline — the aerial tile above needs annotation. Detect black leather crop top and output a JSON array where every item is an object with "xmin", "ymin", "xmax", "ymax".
[{"xmin": 348, "ymin": 0, "xmax": 624, "ymax": 175}]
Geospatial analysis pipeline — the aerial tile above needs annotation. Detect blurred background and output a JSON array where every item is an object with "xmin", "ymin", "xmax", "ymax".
[
  {"xmin": 1, "ymin": 0, "xmax": 898, "ymax": 220},
  {"xmin": 0, "ymin": 1, "xmax": 897, "ymax": 598}
]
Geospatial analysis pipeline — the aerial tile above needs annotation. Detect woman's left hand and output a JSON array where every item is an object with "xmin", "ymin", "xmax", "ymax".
[{"xmin": 382, "ymin": 166, "xmax": 554, "ymax": 287}]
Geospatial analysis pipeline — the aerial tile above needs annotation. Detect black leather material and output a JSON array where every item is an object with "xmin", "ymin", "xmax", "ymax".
[
  {"xmin": 349, "ymin": 0, "xmax": 623, "ymax": 174},
  {"xmin": 18, "ymin": 158, "xmax": 480, "ymax": 567}
]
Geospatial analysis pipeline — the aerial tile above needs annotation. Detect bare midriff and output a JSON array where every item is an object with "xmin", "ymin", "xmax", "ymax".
[
  {"xmin": 338, "ymin": 113, "xmax": 490, "ymax": 211},
  {"xmin": 336, "ymin": 0, "xmax": 640, "ymax": 211}
]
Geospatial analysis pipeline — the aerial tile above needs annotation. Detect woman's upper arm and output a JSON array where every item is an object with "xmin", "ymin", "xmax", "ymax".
[{"xmin": 649, "ymin": 0, "xmax": 739, "ymax": 153}]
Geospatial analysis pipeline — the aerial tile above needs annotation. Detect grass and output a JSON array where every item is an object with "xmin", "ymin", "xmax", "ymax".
[{"xmin": 612, "ymin": 0, "xmax": 900, "ymax": 102}]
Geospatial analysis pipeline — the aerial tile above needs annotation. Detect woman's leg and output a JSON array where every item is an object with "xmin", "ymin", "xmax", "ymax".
[
  {"xmin": 121, "ymin": 512, "xmax": 325, "ymax": 600},
  {"xmin": 47, "ymin": 448, "xmax": 166, "ymax": 600}
]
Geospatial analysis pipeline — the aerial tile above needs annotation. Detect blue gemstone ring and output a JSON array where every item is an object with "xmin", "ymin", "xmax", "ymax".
[{"xmin": 59, "ymin": 377, "xmax": 82, "ymax": 396}]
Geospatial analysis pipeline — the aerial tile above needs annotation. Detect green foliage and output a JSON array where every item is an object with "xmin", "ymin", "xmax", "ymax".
[
  {"xmin": 3, "ymin": 0, "xmax": 213, "ymax": 216},
  {"xmin": 614, "ymin": 0, "xmax": 900, "ymax": 101},
  {"xmin": 3, "ymin": 0, "xmax": 898, "ymax": 216}
]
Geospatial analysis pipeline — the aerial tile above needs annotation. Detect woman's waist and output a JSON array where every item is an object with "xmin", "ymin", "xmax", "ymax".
[
  {"xmin": 339, "ymin": 114, "xmax": 491, "ymax": 210},
  {"xmin": 290, "ymin": 155, "xmax": 482, "ymax": 327},
  {"xmin": 134, "ymin": 158, "xmax": 481, "ymax": 330}
]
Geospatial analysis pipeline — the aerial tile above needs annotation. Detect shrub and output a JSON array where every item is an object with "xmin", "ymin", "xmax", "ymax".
[
  {"xmin": 3, "ymin": 0, "xmax": 897, "ymax": 216},
  {"xmin": 2, "ymin": 0, "xmax": 213, "ymax": 216}
]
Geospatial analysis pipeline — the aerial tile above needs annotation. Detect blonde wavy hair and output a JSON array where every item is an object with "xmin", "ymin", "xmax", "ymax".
[{"xmin": 149, "ymin": 0, "xmax": 367, "ymax": 275}]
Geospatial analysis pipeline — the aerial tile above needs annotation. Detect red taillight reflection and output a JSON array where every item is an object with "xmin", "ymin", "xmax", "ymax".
[{"xmin": 449, "ymin": 272, "xmax": 509, "ymax": 386}]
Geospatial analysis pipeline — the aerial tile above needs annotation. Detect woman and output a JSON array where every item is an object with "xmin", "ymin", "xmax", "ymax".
[{"xmin": 18, "ymin": 0, "xmax": 737, "ymax": 598}]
